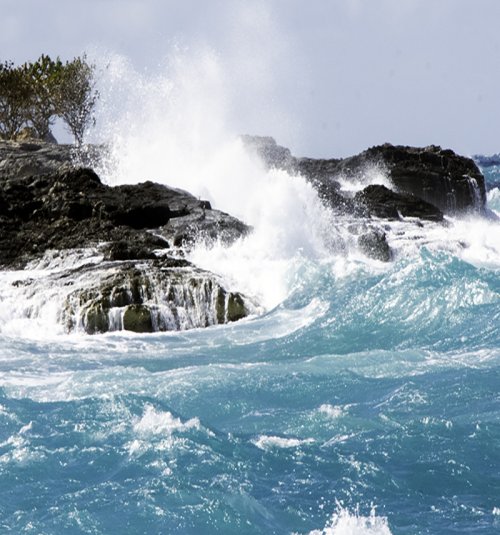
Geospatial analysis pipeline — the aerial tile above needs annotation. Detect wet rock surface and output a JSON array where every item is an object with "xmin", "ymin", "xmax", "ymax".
[
  {"xmin": 0, "ymin": 141, "xmax": 253, "ymax": 333},
  {"xmin": 354, "ymin": 184, "xmax": 444, "ymax": 221},
  {"xmin": 242, "ymin": 136, "xmax": 489, "ymax": 263},
  {"xmin": 58, "ymin": 258, "xmax": 253, "ymax": 334},
  {"xmin": 1, "ymin": 138, "xmax": 489, "ymax": 333},
  {"xmin": 339, "ymin": 144, "xmax": 486, "ymax": 214},
  {"xmin": 243, "ymin": 136, "xmax": 486, "ymax": 216},
  {"xmin": 0, "ymin": 142, "xmax": 249, "ymax": 269}
]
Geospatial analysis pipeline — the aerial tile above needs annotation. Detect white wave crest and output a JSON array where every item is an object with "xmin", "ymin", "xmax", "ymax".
[
  {"xmin": 86, "ymin": 49, "xmax": 340, "ymax": 310},
  {"xmin": 127, "ymin": 404, "xmax": 204, "ymax": 457},
  {"xmin": 318, "ymin": 404, "xmax": 344, "ymax": 419},
  {"xmin": 252, "ymin": 435, "xmax": 314, "ymax": 451},
  {"xmin": 133, "ymin": 404, "xmax": 200, "ymax": 437},
  {"xmin": 487, "ymin": 187, "xmax": 500, "ymax": 214},
  {"xmin": 303, "ymin": 505, "xmax": 392, "ymax": 535}
]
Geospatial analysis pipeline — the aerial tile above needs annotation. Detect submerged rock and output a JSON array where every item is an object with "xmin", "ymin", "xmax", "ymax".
[{"xmin": 357, "ymin": 229, "xmax": 392, "ymax": 262}]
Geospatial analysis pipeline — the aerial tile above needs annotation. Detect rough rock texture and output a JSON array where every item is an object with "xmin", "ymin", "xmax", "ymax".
[
  {"xmin": 0, "ymin": 140, "xmax": 253, "ymax": 333},
  {"xmin": 337, "ymin": 144, "xmax": 486, "ymax": 214},
  {"xmin": 0, "ymin": 142, "xmax": 249, "ymax": 269},
  {"xmin": 59, "ymin": 258, "xmax": 253, "ymax": 334},
  {"xmin": 1, "ymin": 138, "xmax": 490, "ymax": 334},
  {"xmin": 243, "ymin": 136, "xmax": 486, "ymax": 216},
  {"xmin": 0, "ymin": 140, "xmax": 98, "ymax": 180},
  {"xmin": 357, "ymin": 229, "xmax": 392, "ymax": 263},
  {"xmin": 354, "ymin": 184, "xmax": 444, "ymax": 221}
]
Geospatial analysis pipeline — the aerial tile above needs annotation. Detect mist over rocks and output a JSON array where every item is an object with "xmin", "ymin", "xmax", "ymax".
[
  {"xmin": 242, "ymin": 135, "xmax": 489, "ymax": 263},
  {"xmin": 243, "ymin": 136, "xmax": 486, "ymax": 217},
  {"xmin": 0, "ymin": 137, "xmax": 490, "ymax": 334},
  {"xmin": 0, "ymin": 140, "xmax": 98, "ymax": 180},
  {"xmin": 0, "ymin": 141, "xmax": 249, "ymax": 268},
  {"xmin": 0, "ymin": 140, "xmax": 253, "ymax": 334}
]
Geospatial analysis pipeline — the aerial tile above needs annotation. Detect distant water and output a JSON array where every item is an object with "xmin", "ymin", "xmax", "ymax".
[{"xmin": 0, "ymin": 52, "xmax": 499, "ymax": 533}]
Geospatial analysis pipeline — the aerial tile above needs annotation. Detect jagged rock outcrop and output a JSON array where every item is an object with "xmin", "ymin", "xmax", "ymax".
[
  {"xmin": 337, "ymin": 144, "xmax": 486, "ymax": 214},
  {"xmin": 1, "ymin": 138, "xmax": 491, "ymax": 334},
  {"xmin": 0, "ymin": 140, "xmax": 253, "ymax": 334},
  {"xmin": 242, "ymin": 135, "xmax": 490, "ymax": 263},
  {"xmin": 0, "ymin": 145, "xmax": 249, "ymax": 268},
  {"xmin": 354, "ymin": 184, "xmax": 444, "ymax": 222},
  {"xmin": 243, "ymin": 136, "xmax": 486, "ymax": 216},
  {"xmin": 0, "ymin": 140, "xmax": 98, "ymax": 180}
]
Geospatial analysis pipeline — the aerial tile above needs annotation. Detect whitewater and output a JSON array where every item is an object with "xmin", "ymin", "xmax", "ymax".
[{"xmin": 0, "ymin": 52, "xmax": 499, "ymax": 534}]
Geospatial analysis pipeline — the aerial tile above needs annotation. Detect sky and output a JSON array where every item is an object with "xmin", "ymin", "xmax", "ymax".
[{"xmin": 2, "ymin": 0, "xmax": 500, "ymax": 157}]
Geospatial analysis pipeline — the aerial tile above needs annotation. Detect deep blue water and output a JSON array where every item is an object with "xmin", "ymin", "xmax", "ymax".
[{"xmin": 0, "ymin": 168, "xmax": 499, "ymax": 534}]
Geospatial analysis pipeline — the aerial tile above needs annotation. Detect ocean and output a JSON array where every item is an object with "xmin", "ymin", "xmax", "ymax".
[{"xmin": 0, "ymin": 56, "xmax": 499, "ymax": 534}]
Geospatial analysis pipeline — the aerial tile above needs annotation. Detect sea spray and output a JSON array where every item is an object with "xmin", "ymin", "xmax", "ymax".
[
  {"xmin": 303, "ymin": 505, "xmax": 392, "ymax": 535},
  {"xmin": 1, "ymin": 46, "xmax": 499, "ymax": 534},
  {"xmin": 87, "ymin": 50, "xmax": 341, "ymax": 309},
  {"xmin": 83, "ymin": 50, "xmax": 500, "ymax": 317}
]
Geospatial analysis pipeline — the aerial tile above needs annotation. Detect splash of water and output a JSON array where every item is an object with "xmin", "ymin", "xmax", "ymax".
[
  {"xmin": 86, "ymin": 49, "xmax": 339, "ymax": 309},
  {"xmin": 303, "ymin": 505, "xmax": 392, "ymax": 535},
  {"xmin": 85, "ymin": 49, "xmax": 500, "ymax": 312}
]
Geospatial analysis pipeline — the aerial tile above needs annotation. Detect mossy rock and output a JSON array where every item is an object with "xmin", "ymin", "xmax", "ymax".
[
  {"xmin": 216, "ymin": 288, "xmax": 226, "ymax": 323},
  {"xmin": 227, "ymin": 293, "xmax": 247, "ymax": 322},
  {"xmin": 84, "ymin": 304, "xmax": 109, "ymax": 334},
  {"xmin": 123, "ymin": 304, "xmax": 153, "ymax": 333},
  {"xmin": 109, "ymin": 286, "xmax": 132, "ymax": 307}
]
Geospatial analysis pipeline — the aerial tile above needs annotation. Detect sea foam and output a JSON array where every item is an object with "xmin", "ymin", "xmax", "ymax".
[{"xmin": 301, "ymin": 505, "xmax": 392, "ymax": 535}]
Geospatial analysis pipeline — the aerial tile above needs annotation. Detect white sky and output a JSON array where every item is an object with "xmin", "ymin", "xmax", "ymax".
[{"xmin": 2, "ymin": 0, "xmax": 500, "ymax": 157}]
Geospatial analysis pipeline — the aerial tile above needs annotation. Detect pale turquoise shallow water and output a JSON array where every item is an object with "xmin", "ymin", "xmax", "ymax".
[{"xmin": 0, "ymin": 171, "xmax": 499, "ymax": 534}]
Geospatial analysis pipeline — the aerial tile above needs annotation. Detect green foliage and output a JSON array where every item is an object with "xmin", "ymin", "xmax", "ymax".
[
  {"xmin": 22, "ymin": 54, "xmax": 64, "ymax": 139},
  {"xmin": 0, "ymin": 61, "xmax": 32, "ymax": 139},
  {"xmin": 0, "ymin": 54, "xmax": 99, "ymax": 144},
  {"xmin": 56, "ymin": 55, "xmax": 99, "ymax": 146}
]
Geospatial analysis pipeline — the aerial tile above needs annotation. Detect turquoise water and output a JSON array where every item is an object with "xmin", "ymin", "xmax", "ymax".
[{"xmin": 1, "ymin": 178, "xmax": 499, "ymax": 534}]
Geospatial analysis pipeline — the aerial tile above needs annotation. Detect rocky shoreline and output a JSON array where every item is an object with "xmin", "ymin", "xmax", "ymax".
[
  {"xmin": 0, "ymin": 138, "xmax": 488, "ymax": 334},
  {"xmin": 242, "ymin": 136, "xmax": 486, "ymax": 217}
]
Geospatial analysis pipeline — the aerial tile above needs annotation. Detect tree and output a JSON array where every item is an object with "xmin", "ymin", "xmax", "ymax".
[
  {"xmin": 0, "ymin": 61, "xmax": 32, "ymax": 139},
  {"xmin": 56, "ymin": 55, "xmax": 99, "ymax": 146},
  {"xmin": 0, "ymin": 54, "xmax": 99, "ymax": 144},
  {"xmin": 22, "ymin": 54, "xmax": 64, "ymax": 139}
]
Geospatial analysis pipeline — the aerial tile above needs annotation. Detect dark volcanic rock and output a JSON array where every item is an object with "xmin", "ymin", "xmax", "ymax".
[
  {"xmin": 243, "ymin": 136, "xmax": 486, "ymax": 216},
  {"xmin": 0, "ymin": 140, "xmax": 100, "ymax": 180},
  {"xmin": 354, "ymin": 184, "xmax": 444, "ymax": 221},
  {"xmin": 358, "ymin": 229, "xmax": 392, "ymax": 262},
  {"xmin": 336, "ymin": 144, "xmax": 486, "ymax": 214},
  {"xmin": 0, "ymin": 140, "xmax": 254, "ymax": 333},
  {"xmin": 0, "ymin": 143, "xmax": 250, "ymax": 269},
  {"xmin": 102, "ymin": 237, "xmax": 167, "ymax": 261}
]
